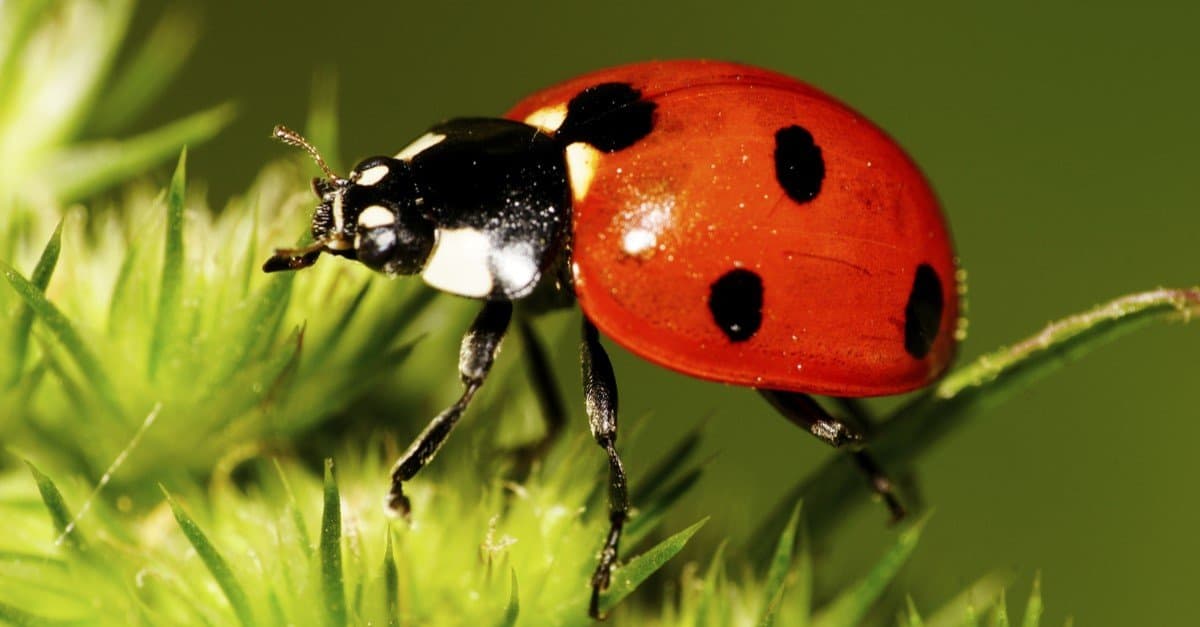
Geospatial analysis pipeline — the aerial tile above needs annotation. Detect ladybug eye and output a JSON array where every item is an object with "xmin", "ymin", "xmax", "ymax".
[{"xmin": 354, "ymin": 204, "xmax": 435, "ymax": 275}]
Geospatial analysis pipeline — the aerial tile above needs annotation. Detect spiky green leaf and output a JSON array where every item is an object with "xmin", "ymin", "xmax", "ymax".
[
  {"xmin": 497, "ymin": 569, "xmax": 519, "ymax": 627},
  {"xmin": 592, "ymin": 517, "xmax": 708, "ymax": 616},
  {"xmin": 24, "ymin": 460, "xmax": 82, "ymax": 551},
  {"xmin": 3, "ymin": 261, "xmax": 121, "ymax": 418},
  {"xmin": 163, "ymin": 488, "xmax": 256, "ymax": 627},
  {"xmin": 759, "ymin": 502, "xmax": 801, "ymax": 626},
  {"xmin": 383, "ymin": 531, "xmax": 399, "ymax": 627},
  {"xmin": 812, "ymin": 516, "xmax": 928, "ymax": 627},
  {"xmin": 148, "ymin": 149, "xmax": 187, "ymax": 377},
  {"xmin": 88, "ymin": 7, "xmax": 198, "ymax": 133},
  {"xmin": 694, "ymin": 541, "xmax": 728, "ymax": 627},
  {"xmin": 0, "ymin": 600, "xmax": 48, "ymax": 627},
  {"xmin": 1021, "ymin": 574, "xmax": 1043, "ymax": 627},
  {"xmin": 321, "ymin": 459, "xmax": 346, "ymax": 627},
  {"xmin": 7, "ymin": 220, "xmax": 62, "ymax": 388},
  {"xmin": 274, "ymin": 458, "xmax": 313, "ymax": 558},
  {"xmin": 926, "ymin": 571, "xmax": 1010, "ymax": 627},
  {"xmin": 50, "ymin": 102, "xmax": 234, "ymax": 202},
  {"xmin": 0, "ymin": 0, "xmax": 55, "ymax": 112},
  {"xmin": 905, "ymin": 596, "xmax": 926, "ymax": 627},
  {"xmin": 989, "ymin": 589, "xmax": 1011, "ymax": 627}
]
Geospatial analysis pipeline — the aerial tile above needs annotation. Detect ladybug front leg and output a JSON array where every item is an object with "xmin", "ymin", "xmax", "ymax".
[
  {"xmin": 385, "ymin": 300, "xmax": 513, "ymax": 515},
  {"xmin": 761, "ymin": 391, "xmax": 906, "ymax": 521},
  {"xmin": 581, "ymin": 318, "xmax": 629, "ymax": 620}
]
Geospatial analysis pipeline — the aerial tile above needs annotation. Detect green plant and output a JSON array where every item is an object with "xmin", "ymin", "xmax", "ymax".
[
  {"xmin": 6, "ymin": 442, "xmax": 1051, "ymax": 626},
  {"xmin": 5, "ymin": 148, "xmax": 1185, "ymax": 621}
]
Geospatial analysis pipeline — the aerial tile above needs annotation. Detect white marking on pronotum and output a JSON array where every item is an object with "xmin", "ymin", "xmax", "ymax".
[
  {"xmin": 422, "ymin": 228, "xmax": 495, "ymax": 297},
  {"xmin": 565, "ymin": 142, "xmax": 601, "ymax": 202},
  {"xmin": 492, "ymin": 241, "xmax": 539, "ymax": 294},
  {"xmin": 357, "ymin": 205, "xmax": 395, "ymax": 229},
  {"xmin": 395, "ymin": 132, "xmax": 446, "ymax": 161},
  {"xmin": 56, "ymin": 403, "xmax": 162, "ymax": 547},
  {"xmin": 356, "ymin": 164, "xmax": 390, "ymax": 186},
  {"xmin": 524, "ymin": 103, "xmax": 568, "ymax": 133}
]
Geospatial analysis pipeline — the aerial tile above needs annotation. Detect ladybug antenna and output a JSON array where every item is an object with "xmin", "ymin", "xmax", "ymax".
[{"xmin": 272, "ymin": 124, "xmax": 340, "ymax": 182}]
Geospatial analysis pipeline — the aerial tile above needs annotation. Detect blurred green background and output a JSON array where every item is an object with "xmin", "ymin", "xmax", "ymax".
[{"xmin": 130, "ymin": 1, "xmax": 1198, "ymax": 624}]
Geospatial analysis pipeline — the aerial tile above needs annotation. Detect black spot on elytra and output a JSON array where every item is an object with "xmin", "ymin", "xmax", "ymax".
[
  {"xmin": 556, "ymin": 82, "xmax": 656, "ymax": 152},
  {"xmin": 904, "ymin": 264, "xmax": 944, "ymax": 359},
  {"xmin": 708, "ymin": 269, "xmax": 764, "ymax": 342},
  {"xmin": 774, "ymin": 125, "xmax": 825, "ymax": 203}
]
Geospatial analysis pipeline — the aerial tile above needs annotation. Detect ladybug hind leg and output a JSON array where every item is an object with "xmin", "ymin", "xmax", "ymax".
[
  {"xmin": 761, "ymin": 390, "xmax": 907, "ymax": 522},
  {"xmin": 386, "ymin": 300, "xmax": 513, "ymax": 515},
  {"xmin": 830, "ymin": 397, "xmax": 925, "ymax": 513},
  {"xmin": 507, "ymin": 315, "xmax": 567, "ymax": 473},
  {"xmin": 580, "ymin": 318, "xmax": 629, "ymax": 620}
]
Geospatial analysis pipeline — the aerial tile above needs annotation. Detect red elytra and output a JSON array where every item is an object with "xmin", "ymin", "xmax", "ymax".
[{"xmin": 505, "ymin": 60, "xmax": 959, "ymax": 397}]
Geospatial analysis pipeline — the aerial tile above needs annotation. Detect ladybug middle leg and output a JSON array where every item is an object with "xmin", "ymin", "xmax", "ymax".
[
  {"xmin": 761, "ymin": 390, "xmax": 906, "ymax": 521},
  {"xmin": 581, "ymin": 318, "xmax": 629, "ymax": 620},
  {"xmin": 386, "ymin": 300, "xmax": 513, "ymax": 515}
]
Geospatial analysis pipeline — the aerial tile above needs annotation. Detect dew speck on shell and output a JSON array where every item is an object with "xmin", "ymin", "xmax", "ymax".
[{"xmin": 617, "ymin": 192, "xmax": 675, "ymax": 259}]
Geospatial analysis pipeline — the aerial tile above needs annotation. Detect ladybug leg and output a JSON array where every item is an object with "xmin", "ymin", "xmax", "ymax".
[
  {"xmin": 581, "ymin": 318, "xmax": 628, "ymax": 620},
  {"xmin": 385, "ymin": 300, "xmax": 513, "ymax": 515},
  {"xmin": 261, "ymin": 249, "xmax": 321, "ymax": 273},
  {"xmin": 510, "ymin": 316, "xmax": 567, "ymax": 465},
  {"xmin": 761, "ymin": 391, "xmax": 906, "ymax": 521},
  {"xmin": 830, "ymin": 397, "xmax": 925, "ymax": 513}
]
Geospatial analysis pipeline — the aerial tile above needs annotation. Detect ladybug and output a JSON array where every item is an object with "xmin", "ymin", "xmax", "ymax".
[{"xmin": 264, "ymin": 60, "xmax": 958, "ymax": 618}]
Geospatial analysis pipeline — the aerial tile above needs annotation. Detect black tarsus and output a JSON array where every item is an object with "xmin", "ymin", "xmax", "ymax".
[{"xmin": 831, "ymin": 397, "xmax": 925, "ymax": 511}]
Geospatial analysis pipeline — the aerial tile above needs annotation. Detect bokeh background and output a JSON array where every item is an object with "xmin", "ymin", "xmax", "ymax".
[{"xmin": 129, "ymin": 1, "xmax": 1198, "ymax": 624}]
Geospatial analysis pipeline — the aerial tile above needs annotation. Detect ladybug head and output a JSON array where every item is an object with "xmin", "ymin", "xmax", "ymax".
[{"xmin": 263, "ymin": 126, "xmax": 435, "ymax": 275}]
